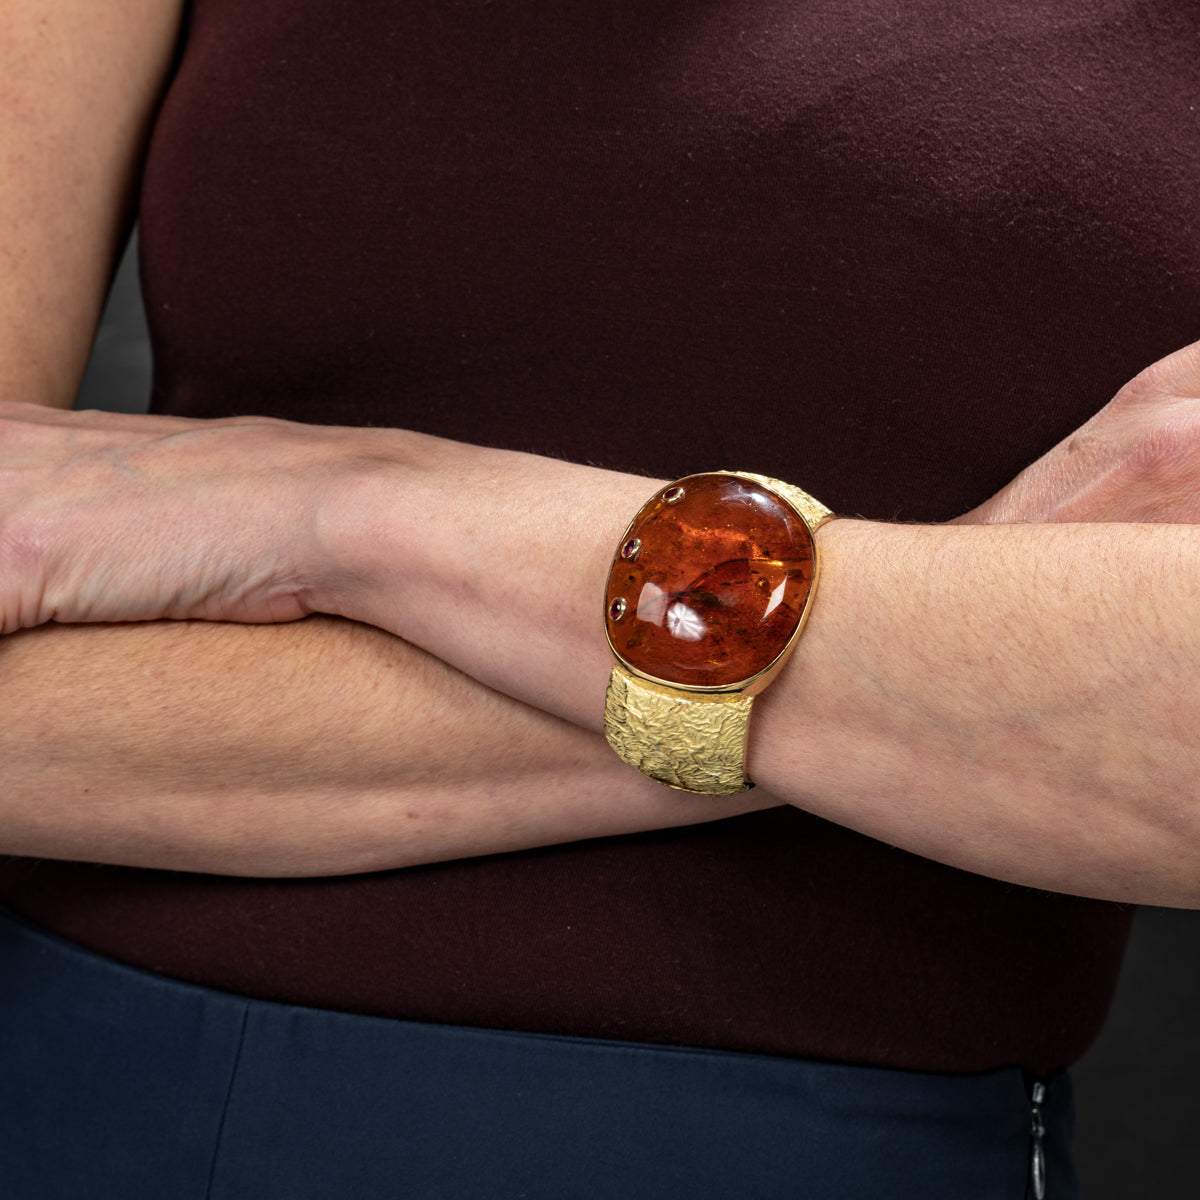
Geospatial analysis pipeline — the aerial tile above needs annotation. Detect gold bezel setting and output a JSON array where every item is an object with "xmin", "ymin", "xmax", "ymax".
[{"xmin": 602, "ymin": 471, "xmax": 831, "ymax": 695}]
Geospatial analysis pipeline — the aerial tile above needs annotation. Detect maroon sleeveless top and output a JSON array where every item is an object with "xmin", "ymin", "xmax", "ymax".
[{"xmin": 5, "ymin": 0, "xmax": 1199, "ymax": 1074}]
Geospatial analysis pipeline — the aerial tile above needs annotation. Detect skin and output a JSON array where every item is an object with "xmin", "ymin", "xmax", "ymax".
[
  {"xmin": 0, "ymin": 1, "xmax": 182, "ymax": 409},
  {"xmin": 3, "ymin": 2, "xmax": 1200, "ymax": 904}
]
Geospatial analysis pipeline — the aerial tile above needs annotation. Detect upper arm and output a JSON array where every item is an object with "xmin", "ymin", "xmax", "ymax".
[{"xmin": 0, "ymin": 1, "xmax": 185, "ymax": 409}]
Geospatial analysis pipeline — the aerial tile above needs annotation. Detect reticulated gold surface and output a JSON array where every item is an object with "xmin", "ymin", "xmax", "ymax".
[{"xmin": 604, "ymin": 663, "xmax": 753, "ymax": 795}]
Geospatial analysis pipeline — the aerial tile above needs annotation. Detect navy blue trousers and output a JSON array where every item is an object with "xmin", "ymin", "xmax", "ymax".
[{"xmin": 0, "ymin": 905, "xmax": 1076, "ymax": 1199}]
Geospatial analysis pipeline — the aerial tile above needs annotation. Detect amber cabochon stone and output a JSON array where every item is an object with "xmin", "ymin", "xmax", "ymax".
[{"xmin": 604, "ymin": 473, "xmax": 816, "ymax": 688}]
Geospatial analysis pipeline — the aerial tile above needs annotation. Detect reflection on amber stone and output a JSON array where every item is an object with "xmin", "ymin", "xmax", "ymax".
[{"xmin": 605, "ymin": 473, "xmax": 815, "ymax": 687}]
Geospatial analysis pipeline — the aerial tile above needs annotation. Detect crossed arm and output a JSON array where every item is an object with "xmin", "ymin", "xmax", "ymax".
[
  {"xmin": 5, "ymin": 0, "xmax": 1200, "ymax": 906},
  {"xmin": 4, "ymin": 363, "xmax": 1200, "ymax": 905}
]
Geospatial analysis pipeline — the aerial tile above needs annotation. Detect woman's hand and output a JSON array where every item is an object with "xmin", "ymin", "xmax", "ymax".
[
  {"xmin": 957, "ymin": 339, "xmax": 1200, "ymax": 524},
  {"xmin": 0, "ymin": 402, "xmax": 372, "ymax": 633}
]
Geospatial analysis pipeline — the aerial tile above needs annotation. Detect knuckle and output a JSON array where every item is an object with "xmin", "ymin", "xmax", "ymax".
[
  {"xmin": 1113, "ymin": 341, "xmax": 1200, "ymax": 410},
  {"xmin": 1110, "ymin": 363, "xmax": 1167, "ymax": 411},
  {"xmin": 1127, "ymin": 414, "xmax": 1200, "ymax": 474}
]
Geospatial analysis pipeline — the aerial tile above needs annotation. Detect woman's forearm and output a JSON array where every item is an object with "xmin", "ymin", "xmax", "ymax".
[
  {"xmin": 329, "ymin": 439, "xmax": 1200, "ymax": 906},
  {"xmin": 0, "ymin": 616, "xmax": 768, "ymax": 875},
  {"xmin": 756, "ymin": 519, "xmax": 1198, "ymax": 905}
]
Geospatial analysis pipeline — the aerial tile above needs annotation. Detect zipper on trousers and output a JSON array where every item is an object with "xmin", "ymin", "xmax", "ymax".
[{"xmin": 1029, "ymin": 1080, "xmax": 1047, "ymax": 1200}]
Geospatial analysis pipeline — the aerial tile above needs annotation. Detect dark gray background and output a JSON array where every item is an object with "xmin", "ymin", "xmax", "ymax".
[{"xmin": 80, "ymin": 239, "xmax": 1200, "ymax": 1198}]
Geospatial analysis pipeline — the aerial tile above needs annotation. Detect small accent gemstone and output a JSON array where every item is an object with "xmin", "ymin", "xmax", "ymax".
[
  {"xmin": 621, "ymin": 537, "xmax": 642, "ymax": 560},
  {"xmin": 604, "ymin": 473, "xmax": 816, "ymax": 687}
]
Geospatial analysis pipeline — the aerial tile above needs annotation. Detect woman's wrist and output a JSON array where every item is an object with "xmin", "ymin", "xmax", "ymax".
[{"xmin": 316, "ymin": 431, "xmax": 662, "ymax": 725}]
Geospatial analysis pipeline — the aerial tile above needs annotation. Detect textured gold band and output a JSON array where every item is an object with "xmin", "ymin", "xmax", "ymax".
[{"xmin": 604, "ymin": 662, "xmax": 756, "ymax": 795}]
